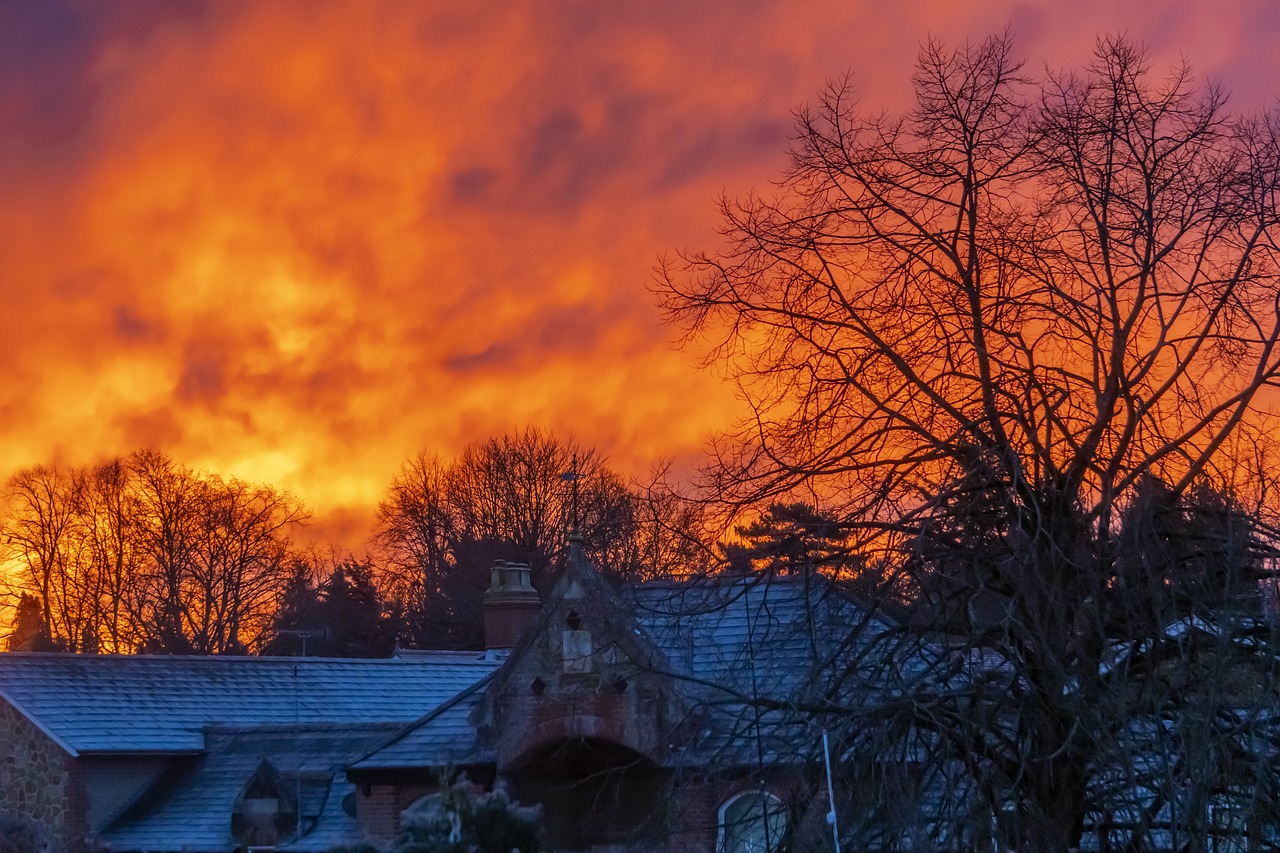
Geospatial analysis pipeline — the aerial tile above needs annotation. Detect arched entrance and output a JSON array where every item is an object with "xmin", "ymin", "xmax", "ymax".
[{"xmin": 506, "ymin": 737, "xmax": 669, "ymax": 851}]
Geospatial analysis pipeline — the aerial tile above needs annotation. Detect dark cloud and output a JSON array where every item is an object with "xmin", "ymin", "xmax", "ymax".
[
  {"xmin": 443, "ymin": 340, "xmax": 520, "ymax": 374},
  {"xmin": 448, "ymin": 167, "xmax": 499, "ymax": 203},
  {"xmin": 0, "ymin": 0, "xmax": 209, "ymax": 184},
  {"xmin": 653, "ymin": 116, "xmax": 791, "ymax": 192},
  {"xmin": 440, "ymin": 301, "xmax": 607, "ymax": 376},
  {"xmin": 176, "ymin": 345, "xmax": 227, "ymax": 404},
  {"xmin": 112, "ymin": 305, "xmax": 158, "ymax": 342},
  {"xmin": 0, "ymin": 2, "xmax": 97, "ymax": 148},
  {"xmin": 117, "ymin": 407, "xmax": 184, "ymax": 452}
]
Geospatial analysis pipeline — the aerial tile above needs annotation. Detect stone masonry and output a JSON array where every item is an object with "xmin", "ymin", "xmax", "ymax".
[{"xmin": 0, "ymin": 699, "xmax": 70, "ymax": 844}]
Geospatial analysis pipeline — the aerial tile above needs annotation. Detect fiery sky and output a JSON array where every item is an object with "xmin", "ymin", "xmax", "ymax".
[{"xmin": 4, "ymin": 0, "xmax": 1280, "ymax": 550}]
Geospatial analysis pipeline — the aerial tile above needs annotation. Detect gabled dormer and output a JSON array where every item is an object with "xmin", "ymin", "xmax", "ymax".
[
  {"xmin": 469, "ymin": 535, "xmax": 690, "ymax": 850},
  {"xmin": 231, "ymin": 760, "xmax": 298, "ymax": 848},
  {"xmin": 473, "ymin": 535, "xmax": 693, "ymax": 763}
]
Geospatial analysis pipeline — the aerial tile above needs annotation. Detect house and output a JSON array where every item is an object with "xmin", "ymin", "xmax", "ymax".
[
  {"xmin": 0, "ymin": 537, "xmax": 865, "ymax": 852},
  {"xmin": 349, "ymin": 538, "xmax": 869, "ymax": 852},
  {"xmin": 0, "ymin": 653, "xmax": 503, "ymax": 852}
]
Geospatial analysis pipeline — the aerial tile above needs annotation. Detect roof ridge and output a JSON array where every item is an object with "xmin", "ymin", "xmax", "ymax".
[
  {"xmin": 203, "ymin": 721, "xmax": 408, "ymax": 734},
  {"xmin": 0, "ymin": 652, "xmax": 493, "ymax": 664}
]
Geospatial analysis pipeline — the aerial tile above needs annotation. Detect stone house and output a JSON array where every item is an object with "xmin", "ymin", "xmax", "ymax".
[
  {"xmin": 0, "ymin": 654, "xmax": 501, "ymax": 852},
  {"xmin": 0, "ymin": 539, "xmax": 864, "ymax": 852}
]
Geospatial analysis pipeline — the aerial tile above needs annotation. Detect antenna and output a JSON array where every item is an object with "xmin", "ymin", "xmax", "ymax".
[
  {"xmin": 824, "ymin": 729, "xmax": 842, "ymax": 853},
  {"xmin": 278, "ymin": 629, "xmax": 324, "ymax": 657}
]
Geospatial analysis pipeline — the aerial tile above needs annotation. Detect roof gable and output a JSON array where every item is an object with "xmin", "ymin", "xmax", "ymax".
[{"xmin": 474, "ymin": 538, "xmax": 676, "ymax": 720}]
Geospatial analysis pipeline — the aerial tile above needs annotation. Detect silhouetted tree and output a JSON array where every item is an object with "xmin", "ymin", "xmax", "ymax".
[
  {"xmin": 262, "ymin": 561, "xmax": 325, "ymax": 655},
  {"xmin": 658, "ymin": 32, "xmax": 1280, "ymax": 852},
  {"xmin": 1, "ymin": 449, "xmax": 308, "ymax": 654},
  {"xmin": 374, "ymin": 428, "xmax": 709, "ymax": 649},
  {"xmin": 5, "ymin": 593, "xmax": 59, "ymax": 652},
  {"xmin": 720, "ymin": 502, "xmax": 858, "ymax": 577},
  {"xmin": 264, "ymin": 558, "xmax": 398, "ymax": 658},
  {"xmin": 317, "ymin": 559, "xmax": 397, "ymax": 657}
]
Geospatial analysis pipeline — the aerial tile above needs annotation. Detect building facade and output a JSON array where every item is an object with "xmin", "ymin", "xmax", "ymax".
[{"xmin": 0, "ymin": 540, "xmax": 855, "ymax": 853}]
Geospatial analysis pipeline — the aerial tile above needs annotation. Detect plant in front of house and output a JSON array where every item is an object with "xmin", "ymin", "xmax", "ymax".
[{"xmin": 393, "ymin": 775, "xmax": 541, "ymax": 853}]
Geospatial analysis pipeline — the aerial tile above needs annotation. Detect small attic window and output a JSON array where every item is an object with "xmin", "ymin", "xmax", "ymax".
[
  {"xmin": 531, "ymin": 676, "xmax": 546, "ymax": 695},
  {"xmin": 566, "ymin": 610, "xmax": 582, "ymax": 630},
  {"xmin": 232, "ymin": 761, "xmax": 298, "ymax": 848},
  {"xmin": 562, "ymin": 627, "xmax": 593, "ymax": 674}
]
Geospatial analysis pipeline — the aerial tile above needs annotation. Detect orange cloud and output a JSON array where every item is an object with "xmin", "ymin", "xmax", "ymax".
[{"xmin": 3, "ymin": 0, "xmax": 1279, "ymax": 551}]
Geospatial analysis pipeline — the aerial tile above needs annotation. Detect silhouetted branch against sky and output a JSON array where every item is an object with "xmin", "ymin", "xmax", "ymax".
[
  {"xmin": 658, "ymin": 33, "xmax": 1280, "ymax": 852},
  {"xmin": 4, "ymin": 3, "xmax": 1280, "ymax": 550}
]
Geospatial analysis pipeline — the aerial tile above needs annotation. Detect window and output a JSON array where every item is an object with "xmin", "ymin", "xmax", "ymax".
[
  {"xmin": 1208, "ymin": 798, "xmax": 1248, "ymax": 853},
  {"xmin": 1206, "ymin": 793, "xmax": 1279, "ymax": 853},
  {"xmin": 718, "ymin": 790, "xmax": 786, "ymax": 853}
]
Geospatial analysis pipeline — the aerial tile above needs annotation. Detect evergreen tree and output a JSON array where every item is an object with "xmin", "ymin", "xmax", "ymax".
[
  {"xmin": 720, "ymin": 502, "xmax": 858, "ymax": 576},
  {"xmin": 6, "ymin": 593, "xmax": 60, "ymax": 652},
  {"xmin": 319, "ymin": 559, "xmax": 397, "ymax": 657},
  {"xmin": 264, "ymin": 559, "xmax": 397, "ymax": 657}
]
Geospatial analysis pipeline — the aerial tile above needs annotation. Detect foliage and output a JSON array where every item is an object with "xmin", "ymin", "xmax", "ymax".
[
  {"xmin": 720, "ymin": 501, "xmax": 861, "ymax": 577},
  {"xmin": 393, "ymin": 776, "xmax": 540, "ymax": 853},
  {"xmin": 263, "ymin": 556, "xmax": 399, "ymax": 657},
  {"xmin": 5, "ymin": 593, "xmax": 60, "ymax": 652},
  {"xmin": 658, "ymin": 32, "xmax": 1280, "ymax": 853}
]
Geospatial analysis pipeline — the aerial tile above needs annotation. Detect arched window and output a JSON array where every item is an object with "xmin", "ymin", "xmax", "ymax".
[{"xmin": 718, "ymin": 790, "xmax": 786, "ymax": 853}]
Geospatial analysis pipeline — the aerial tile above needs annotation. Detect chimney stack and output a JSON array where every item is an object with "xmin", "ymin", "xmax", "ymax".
[{"xmin": 482, "ymin": 561, "xmax": 540, "ymax": 649}]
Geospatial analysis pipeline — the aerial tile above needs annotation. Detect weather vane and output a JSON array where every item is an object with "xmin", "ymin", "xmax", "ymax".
[{"xmin": 560, "ymin": 452, "xmax": 580, "ymax": 536}]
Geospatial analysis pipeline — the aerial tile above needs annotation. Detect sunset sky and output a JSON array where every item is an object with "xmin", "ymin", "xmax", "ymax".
[{"xmin": 5, "ymin": 0, "xmax": 1280, "ymax": 551}]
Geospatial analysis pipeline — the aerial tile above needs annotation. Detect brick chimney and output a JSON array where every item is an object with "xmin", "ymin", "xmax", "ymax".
[{"xmin": 483, "ymin": 561, "xmax": 540, "ymax": 649}]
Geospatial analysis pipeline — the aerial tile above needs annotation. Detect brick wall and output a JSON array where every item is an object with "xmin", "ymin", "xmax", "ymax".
[
  {"xmin": 0, "ymin": 699, "xmax": 71, "ymax": 846},
  {"xmin": 356, "ymin": 782, "xmax": 436, "ymax": 839},
  {"xmin": 666, "ymin": 770, "xmax": 813, "ymax": 853},
  {"xmin": 356, "ymin": 784, "xmax": 400, "ymax": 839}
]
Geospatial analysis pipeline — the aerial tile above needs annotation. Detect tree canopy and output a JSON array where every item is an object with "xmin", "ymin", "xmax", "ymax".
[
  {"xmin": 658, "ymin": 33, "xmax": 1280, "ymax": 852},
  {"xmin": 372, "ymin": 427, "xmax": 709, "ymax": 649},
  {"xmin": 1, "ymin": 450, "xmax": 307, "ymax": 654}
]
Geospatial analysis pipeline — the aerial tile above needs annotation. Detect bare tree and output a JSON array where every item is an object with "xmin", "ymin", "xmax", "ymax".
[
  {"xmin": 658, "ymin": 34, "xmax": 1280, "ymax": 852},
  {"xmin": 75, "ymin": 459, "xmax": 147, "ymax": 653},
  {"xmin": 373, "ymin": 428, "xmax": 710, "ymax": 648},
  {"xmin": 3, "ymin": 465, "xmax": 82, "ymax": 650},
  {"xmin": 180, "ymin": 474, "xmax": 307, "ymax": 654},
  {"xmin": 1, "ymin": 450, "xmax": 307, "ymax": 654}
]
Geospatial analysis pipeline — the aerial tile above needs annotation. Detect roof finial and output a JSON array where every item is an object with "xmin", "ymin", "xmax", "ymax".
[{"xmin": 561, "ymin": 452, "xmax": 581, "ymax": 539}]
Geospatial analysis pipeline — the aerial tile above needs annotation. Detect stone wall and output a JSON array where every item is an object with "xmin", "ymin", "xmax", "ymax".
[
  {"xmin": 0, "ymin": 699, "xmax": 70, "ymax": 845},
  {"xmin": 485, "ymin": 595, "xmax": 685, "ymax": 769}
]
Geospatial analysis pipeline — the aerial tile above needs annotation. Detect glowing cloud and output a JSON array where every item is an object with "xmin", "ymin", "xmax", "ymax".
[{"xmin": 2, "ymin": 0, "xmax": 1278, "ymax": 549}]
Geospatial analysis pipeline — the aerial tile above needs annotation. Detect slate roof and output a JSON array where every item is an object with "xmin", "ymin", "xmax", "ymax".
[
  {"xmin": 0, "ymin": 653, "xmax": 500, "ymax": 754},
  {"xmin": 625, "ymin": 573, "xmax": 897, "ymax": 765},
  {"xmin": 350, "ymin": 677, "xmax": 494, "ymax": 771},
  {"xmin": 393, "ymin": 648, "xmax": 509, "ymax": 665},
  {"xmin": 101, "ymin": 724, "xmax": 398, "ymax": 853}
]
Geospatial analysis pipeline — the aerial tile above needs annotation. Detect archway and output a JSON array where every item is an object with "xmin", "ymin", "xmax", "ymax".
[{"xmin": 507, "ymin": 737, "xmax": 669, "ymax": 851}]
